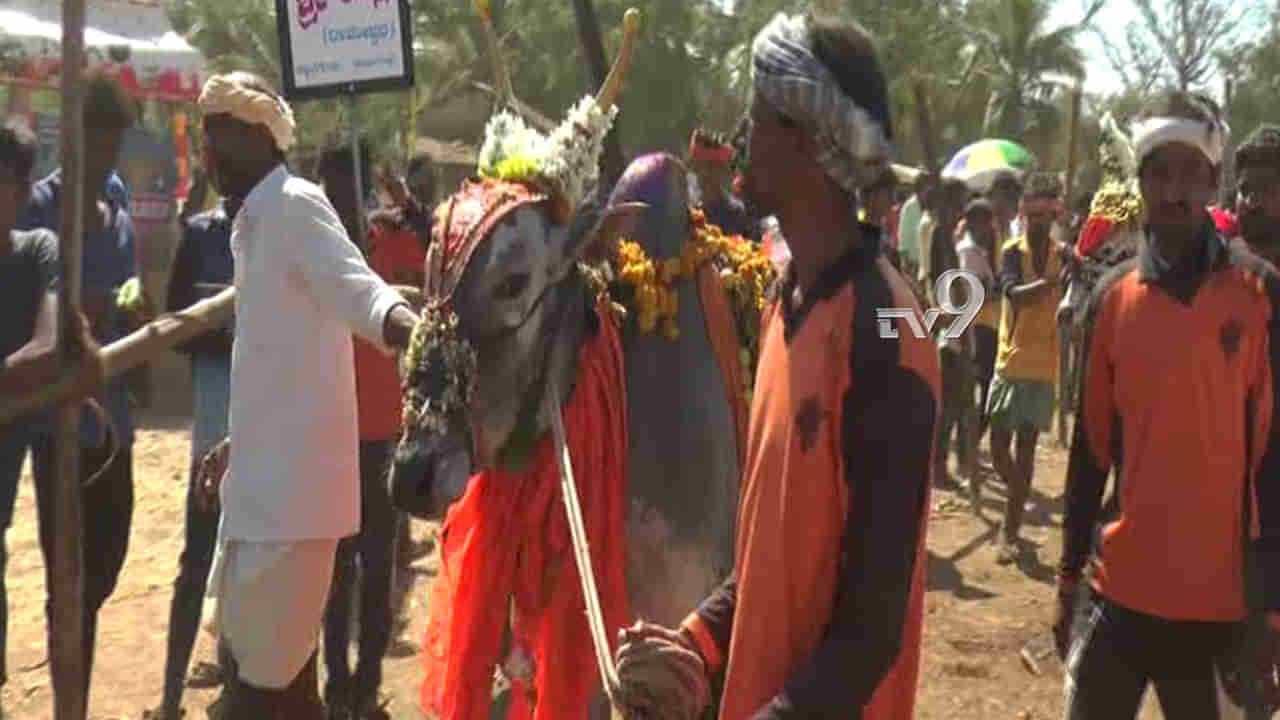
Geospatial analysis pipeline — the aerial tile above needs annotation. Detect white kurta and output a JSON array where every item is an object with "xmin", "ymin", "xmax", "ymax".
[{"xmin": 222, "ymin": 164, "xmax": 404, "ymax": 542}]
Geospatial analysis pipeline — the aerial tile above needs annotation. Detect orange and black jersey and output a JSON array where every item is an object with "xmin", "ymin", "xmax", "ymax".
[
  {"xmin": 1062, "ymin": 221, "xmax": 1280, "ymax": 622},
  {"xmin": 682, "ymin": 227, "xmax": 939, "ymax": 720}
]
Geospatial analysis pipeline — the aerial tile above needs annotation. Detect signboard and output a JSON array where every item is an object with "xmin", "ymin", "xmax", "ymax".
[{"xmin": 276, "ymin": 0, "xmax": 414, "ymax": 101}]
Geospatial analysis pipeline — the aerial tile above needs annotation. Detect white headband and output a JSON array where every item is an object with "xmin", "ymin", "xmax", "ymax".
[
  {"xmin": 751, "ymin": 13, "xmax": 892, "ymax": 192},
  {"xmin": 198, "ymin": 74, "xmax": 297, "ymax": 153},
  {"xmin": 1132, "ymin": 115, "xmax": 1228, "ymax": 169}
]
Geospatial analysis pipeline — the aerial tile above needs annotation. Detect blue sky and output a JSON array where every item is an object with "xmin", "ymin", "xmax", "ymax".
[{"xmin": 1047, "ymin": 0, "xmax": 1130, "ymax": 95}]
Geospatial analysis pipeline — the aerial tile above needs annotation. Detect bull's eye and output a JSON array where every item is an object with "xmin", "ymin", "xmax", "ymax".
[{"xmin": 495, "ymin": 273, "xmax": 530, "ymax": 300}]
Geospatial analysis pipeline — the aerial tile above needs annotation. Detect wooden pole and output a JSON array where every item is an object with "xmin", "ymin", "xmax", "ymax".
[
  {"xmin": 912, "ymin": 78, "xmax": 940, "ymax": 175},
  {"xmin": 0, "ymin": 284, "xmax": 428, "ymax": 425},
  {"xmin": 1221, "ymin": 76, "xmax": 1235, "ymax": 208},
  {"xmin": 53, "ymin": 0, "xmax": 87, "ymax": 715},
  {"xmin": 0, "ymin": 291, "xmax": 236, "ymax": 425},
  {"xmin": 1057, "ymin": 82, "xmax": 1083, "ymax": 449},
  {"xmin": 1064, "ymin": 84, "xmax": 1082, "ymax": 211}
]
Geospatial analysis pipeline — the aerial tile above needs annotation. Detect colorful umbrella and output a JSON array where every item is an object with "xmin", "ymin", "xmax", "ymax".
[{"xmin": 942, "ymin": 139, "xmax": 1037, "ymax": 192}]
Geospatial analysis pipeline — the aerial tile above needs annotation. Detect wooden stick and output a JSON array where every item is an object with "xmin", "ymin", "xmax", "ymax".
[
  {"xmin": 53, "ymin": 0, "xmax": 87, "ymax": 714},
  {"xmin": 0, "ymin": 290, "xmax": 236, "ymax": 424},
  {"xmin": 912, "ymin": 79, "xmax": 940, "ymax": 175},
  {"xmin": 546, "ymin": 383, "xmax": 620, "ymax": 709},
  {"xmin": 1057, "ymin": 83, "xmax": 1083, "ymax": 449}
]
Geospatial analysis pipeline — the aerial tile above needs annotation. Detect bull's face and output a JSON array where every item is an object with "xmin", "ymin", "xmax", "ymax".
[{"xmin": 388, "ymin": 196, "xmax": 644, "ymax": 518}]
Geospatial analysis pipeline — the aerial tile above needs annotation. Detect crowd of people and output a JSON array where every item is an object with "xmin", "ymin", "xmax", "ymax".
[{"xmin": 0, "ymin": 6, "xmax": 1278, "ymax": 720}]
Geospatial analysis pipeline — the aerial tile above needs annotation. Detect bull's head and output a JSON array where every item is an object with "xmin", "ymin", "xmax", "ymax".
[{"xmin": 388, "ymin": 7, "xmax": 643, "ymax": 519}]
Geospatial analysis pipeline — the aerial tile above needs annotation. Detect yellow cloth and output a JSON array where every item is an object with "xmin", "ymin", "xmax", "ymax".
[
  {"xmin": 994, "ymin": 233, "xmax": 1061, "ymax": 383},
  {"xmin": 976, "ymin": 299, "xmax": 1000, "ymax": 330},
  {"xmin": 197, "ymin": 73, "xmax": 297, "ymax": 152}
]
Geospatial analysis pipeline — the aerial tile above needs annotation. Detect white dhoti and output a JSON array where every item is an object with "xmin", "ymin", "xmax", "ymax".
[{"xmin": 206, "ymin": 537, "xmax": 338, "ymax": 689}]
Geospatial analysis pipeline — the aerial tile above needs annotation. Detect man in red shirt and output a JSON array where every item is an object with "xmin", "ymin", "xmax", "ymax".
[{"xmin": 316, "ymin": 140, "xmax": 426, "ymax": 720}]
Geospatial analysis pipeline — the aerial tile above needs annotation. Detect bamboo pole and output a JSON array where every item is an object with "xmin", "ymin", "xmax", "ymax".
[
  {"xmin": 0, "ymin": 291, "xmax": 236, "ymax": 425},
  {"xmin": 53, "ymin": 0, "xmax": 87, "ymax": 714},
  {"xmin": 0, "ymin": 283, "xmax": 430, "ymax": 424}
]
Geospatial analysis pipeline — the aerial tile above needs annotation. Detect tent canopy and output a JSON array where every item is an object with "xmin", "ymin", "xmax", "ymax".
[{"xmin": 0, "ymin": 0, "xmax": 206, "ymax": 102}]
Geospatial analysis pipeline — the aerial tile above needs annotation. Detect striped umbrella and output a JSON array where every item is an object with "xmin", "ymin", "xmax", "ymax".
[{"xmin": 942, "ymin": 139, "xmax": 1037, "ymax": 192}]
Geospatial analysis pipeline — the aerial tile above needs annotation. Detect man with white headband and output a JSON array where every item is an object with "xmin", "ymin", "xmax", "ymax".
[
  {"xmin": 614, "ymin": 13, "xmax": 938, "ymax": 720},
  {"xmin": 1058, "ymin": 90, "xmax": 1280, "ymax": 719},
  {"xmin": 192, "ymin": 71, "xmax": 418, "ymax": 719}
]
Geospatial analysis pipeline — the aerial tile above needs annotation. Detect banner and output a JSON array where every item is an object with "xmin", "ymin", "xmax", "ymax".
[
  {"xmin": 276, "ymin": 0, "xmax": 414, "ymax": 101},
  {"xmin": 0, "ymin": 0, "xmax": 206, "ymax": 102}
]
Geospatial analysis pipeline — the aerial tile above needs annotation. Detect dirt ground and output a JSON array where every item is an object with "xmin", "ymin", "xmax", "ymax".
[{"xmin": 0, "ymin": 358, "xmax": 1168, "ymax": 719}]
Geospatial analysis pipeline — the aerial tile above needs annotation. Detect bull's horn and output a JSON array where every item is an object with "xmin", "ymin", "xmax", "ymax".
[
  {"xmin": 474, "ymin": 0, "xmax": 516, "ymax": 108},
  {"xmin": 594, "ymin": 8, "xmax": 640, "ymax": 111}
]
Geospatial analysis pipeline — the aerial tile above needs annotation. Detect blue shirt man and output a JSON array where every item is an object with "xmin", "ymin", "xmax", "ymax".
[{"xmin": 18, "ymin": 167, "xmax": 138, "ymax": 449}]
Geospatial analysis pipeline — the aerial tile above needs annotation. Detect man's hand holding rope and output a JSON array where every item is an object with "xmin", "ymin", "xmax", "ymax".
[{"xmin": 613, "ymin": 620, "xmax": 712, "ymax": 720}]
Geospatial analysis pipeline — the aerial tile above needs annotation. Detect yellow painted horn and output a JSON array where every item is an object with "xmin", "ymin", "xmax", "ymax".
[{"xmin": 595, "ymin": 8, "xmax": 640, "ymax": 111}]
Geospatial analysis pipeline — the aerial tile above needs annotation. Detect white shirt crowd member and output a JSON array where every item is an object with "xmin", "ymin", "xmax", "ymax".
[{"xmin": 209, "ymin": 163, "xmax": 407, "ymax": 688}]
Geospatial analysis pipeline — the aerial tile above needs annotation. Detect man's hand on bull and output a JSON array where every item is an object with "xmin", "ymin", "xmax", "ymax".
[
  {"xmin": 614, "ymin": 621, "xmax": 711, "ymax": 720},
  {"xmin": 382, "ymin": 303, "xmax": 419, "ymax": 351},
  {"xmin": 197, "ymin": 437, "xmax": 230, "ymax": 511}
]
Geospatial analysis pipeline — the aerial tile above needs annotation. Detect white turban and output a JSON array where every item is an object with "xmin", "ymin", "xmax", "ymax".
[
  {"xmin": 198, "ymin": 73, "xmax": 297, "ymax": 153},
  {"xmin": 751, "ymin": 13, "xmax": 892, "ymax": 192},
  {"xmin": 1132, "ymin": 114, "xmax": 1229, "ymax": 170}
]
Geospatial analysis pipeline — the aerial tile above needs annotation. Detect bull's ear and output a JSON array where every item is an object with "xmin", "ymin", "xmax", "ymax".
[{"xmin": 550, "ymin": 200, "xmax": 648, "ymax": 277}]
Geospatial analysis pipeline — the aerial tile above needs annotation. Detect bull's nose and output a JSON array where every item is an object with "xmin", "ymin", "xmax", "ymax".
[
  {"xmin": 387, "ymin": 437, "xmax": 474, "ymax": 521},
  {"xmin": 388, "ymin": 439, "xmax": 440, "ymax": 520}
]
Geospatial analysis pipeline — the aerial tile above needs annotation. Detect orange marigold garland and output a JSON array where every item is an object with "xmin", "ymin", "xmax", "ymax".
[{"xmin": 606, "ymin": 208, "xmax": 776, "ymax": 402}]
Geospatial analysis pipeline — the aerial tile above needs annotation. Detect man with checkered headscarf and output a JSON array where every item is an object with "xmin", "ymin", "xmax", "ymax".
[{"xmin": 613, "ymin": 12, "xmax": 939, "ymax": 720}]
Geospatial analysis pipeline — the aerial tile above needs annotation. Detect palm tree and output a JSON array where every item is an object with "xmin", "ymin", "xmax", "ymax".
[{"xmin": 965, "ymin": 0, "xmax": 1099, "ymax": 140}]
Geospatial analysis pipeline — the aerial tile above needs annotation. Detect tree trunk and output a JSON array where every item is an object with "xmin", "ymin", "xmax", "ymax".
[{"xmin": 572, "ymin": 0, "xmax": 626, "ymax": 189}]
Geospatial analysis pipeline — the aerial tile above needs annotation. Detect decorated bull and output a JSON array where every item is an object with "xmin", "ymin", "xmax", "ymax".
[
  {"xmin": 1057, "ymin": 113, "xmax": 1143, "ymax": 412},
  {"xmin": 386, "ymin": 6, "xmax": 769, "ymax": 719}
]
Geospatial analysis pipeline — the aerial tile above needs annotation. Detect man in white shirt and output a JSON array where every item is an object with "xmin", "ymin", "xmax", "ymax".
[{"xmin": 192, "ymin": 72, "xmax": 418, "ymax": 719}]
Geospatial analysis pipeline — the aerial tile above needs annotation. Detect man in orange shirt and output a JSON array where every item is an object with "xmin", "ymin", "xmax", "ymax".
[
  {"xmin": 316, "ymin": 140, "xmax": 426, "ymax": 720},
  {"xmin": 1058, "ymin": 91, "xmax": 1280, "ymax": 719},
  {"xmin": 614, "ymin": 11, "xmax": 938, "ymax": 720}
]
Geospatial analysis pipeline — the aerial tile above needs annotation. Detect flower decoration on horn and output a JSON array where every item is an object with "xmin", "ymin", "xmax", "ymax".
[
  {"xmin": 475, "ymin": 8, "xmax": 639, "ymax": 221},
  {"xmin": 477, "ymin": 98, "xmax": 618, "ymax": 223}
]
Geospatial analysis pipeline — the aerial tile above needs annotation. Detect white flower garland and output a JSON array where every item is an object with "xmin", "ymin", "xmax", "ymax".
[{"xmin": 477, "ymin": 95, "xmax": 618, "ymax": 212}]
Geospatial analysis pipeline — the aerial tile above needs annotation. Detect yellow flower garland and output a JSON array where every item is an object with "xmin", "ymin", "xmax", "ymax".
[{"xmin": 610, "ymin": 208, "xmax": 777, "ymax": 401}]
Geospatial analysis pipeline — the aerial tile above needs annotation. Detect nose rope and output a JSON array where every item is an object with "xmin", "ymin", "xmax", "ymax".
[{"xmin": 544, "ymin": 374, "xmax": 623, "ymax": 708}]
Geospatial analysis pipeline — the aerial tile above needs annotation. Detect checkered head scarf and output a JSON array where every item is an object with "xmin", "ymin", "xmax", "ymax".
[{"xmin": 750, "ymin": 13, "xmax": 893, "ymax": 192}]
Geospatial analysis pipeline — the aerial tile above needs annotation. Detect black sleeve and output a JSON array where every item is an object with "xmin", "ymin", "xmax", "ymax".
[
  {"xmin": 754, "ymin": 292, "xmax": 932, "ymax": 720},
  {"xmin": 999, "ymin": 246, "xmax": 1024, "ymax": 298},
  {"xmin": 1254, "ymin": 268, "xmax": 1280, "ymax": 612},
  {"xmin": 692, "ymin": 569, "xmax": 738, "ymax": 655},
  {"xmin": 1060, "ymin": 267, "xmax": 1126, "ymax": 581},
  {"xmin": 166, "ymin": 226, "xmax": 197, "ymax": 314},
  {"xmin": 402, "ymin": 201, "xmax": 432, "ymax": 249}
]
